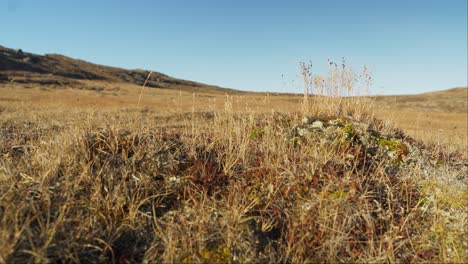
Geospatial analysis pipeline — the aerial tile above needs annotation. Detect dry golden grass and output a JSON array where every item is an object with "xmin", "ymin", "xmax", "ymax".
[
  {"xmin": 372, "ymin": 87, "xmax": 467, "ymax": 151},
  {"xmin": 374, "ymin": 87, "xmax": 467, "ymax": 113},
  {"xmin": 0, "ymin": 80, "xmax": 466, "ymax": 263},
  {"xmin": 2, "ymin": 81, "xmax": 466, "ymax": 147},
  {"xmin": 374, "ymin": 109, "xmax": 467, "ymax": 151}
]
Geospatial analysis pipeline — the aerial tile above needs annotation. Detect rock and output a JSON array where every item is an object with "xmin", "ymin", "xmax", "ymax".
[{"xmin": 311, "ymin": 121, "xmax": 324, "ymax": 129}]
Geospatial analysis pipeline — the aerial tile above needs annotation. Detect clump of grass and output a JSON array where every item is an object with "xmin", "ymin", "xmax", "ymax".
[
  {"xmin": 300, "ymin": 59, "xmax": 375, "ymax": 120},
  {"xmin": 0, "ymin": 106, "xmax": 465, "ymax": 262}
]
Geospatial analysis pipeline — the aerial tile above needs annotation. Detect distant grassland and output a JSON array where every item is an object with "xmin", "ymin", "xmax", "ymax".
[
  {"xmin": 374, "ymin": 87, "xmax": 467, "ymax": 113},
  {"xmin": 1, "ymin": 82, "xmax": 466, "ymax": 149},
  {"xmin": 373, "ymin": 87, "xmax": 467, "ymax": 150}
]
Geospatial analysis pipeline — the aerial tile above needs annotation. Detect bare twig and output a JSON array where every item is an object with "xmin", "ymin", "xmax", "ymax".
[{"xmin": 137, "ymin": 71, "xmax": 153, "ymax": 107}]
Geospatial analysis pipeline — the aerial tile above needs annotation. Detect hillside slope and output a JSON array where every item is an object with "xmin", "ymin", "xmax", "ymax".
[
  {"xmin": 0, "ymin": 45, "xmax": 238, "ymax": 93},
  {"xmin": 374, "ymin": 87, "xmax": 468, "ymax": 113}
]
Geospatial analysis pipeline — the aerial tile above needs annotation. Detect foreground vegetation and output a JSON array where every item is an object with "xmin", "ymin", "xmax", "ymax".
[{"xmin": 0, "ymin": 98, "xmax": 466, "ymax": 263}]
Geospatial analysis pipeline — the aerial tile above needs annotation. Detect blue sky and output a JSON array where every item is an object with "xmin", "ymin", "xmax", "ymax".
[{"xmin": 2, "ymin": 0, "xmax": 467, "ymax": 94}]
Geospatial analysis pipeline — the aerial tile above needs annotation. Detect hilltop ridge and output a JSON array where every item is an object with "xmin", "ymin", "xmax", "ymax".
[{"xmin": 0, "ymin": 45, "xmax": 238, "ymax": 93}]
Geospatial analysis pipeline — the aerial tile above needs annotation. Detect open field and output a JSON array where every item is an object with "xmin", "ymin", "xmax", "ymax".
[
  {"xmin": 374, "ymin": 87, "xmax": 467, "ymax": 149},
  {"xmin": 0, "ymin": 80, "xmax": 466, "ymax": 263},
  {"xmin": 1, "ymin": 82, "xmax": 466, "ymax": 148}
]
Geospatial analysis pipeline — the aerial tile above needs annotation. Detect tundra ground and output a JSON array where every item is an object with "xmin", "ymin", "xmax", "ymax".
[{"xmin": 0, "ymin": 83, "xmax": 466, "ymax": 263}]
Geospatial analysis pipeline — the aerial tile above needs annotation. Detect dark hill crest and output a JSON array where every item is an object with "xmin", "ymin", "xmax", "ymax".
[{"xmin": 0, "ymin": 45, "xmax": 238, "ymax": 93}]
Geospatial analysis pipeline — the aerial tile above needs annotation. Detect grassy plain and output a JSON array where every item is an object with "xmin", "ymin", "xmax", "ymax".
[
  {"xmin": 0, "ymin": 81, "xmax": 466, "ymax": 263},
  {"xmin": 2, "ymin": 82, "xmax": 466, "ymax": 147},
  {"xmin": 374, "ymin": 87, "xmax": 467, "ymax": 149}
]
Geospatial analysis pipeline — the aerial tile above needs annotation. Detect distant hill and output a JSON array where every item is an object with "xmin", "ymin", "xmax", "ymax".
[
  {"xmin": 0, "ymin": 45, "xmax": 239, "ymax": 93},
  {"xmin": 373, "ymin": 87, "xmax": 468, "ymax": 113}
]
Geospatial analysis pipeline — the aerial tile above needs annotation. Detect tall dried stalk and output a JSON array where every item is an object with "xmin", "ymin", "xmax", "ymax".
[
  {"xmin": 137, "ymin": 71, "xmax": 153, "ymax": 107},
  {"xmin": 299, "ymin": 59, "xmax": 375, "ymax": 119}
]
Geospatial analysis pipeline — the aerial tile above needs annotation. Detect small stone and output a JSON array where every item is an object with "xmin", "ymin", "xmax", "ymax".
[{"xmin": 311, "ymin": 121, "xmax": 324, "ymax": 129}]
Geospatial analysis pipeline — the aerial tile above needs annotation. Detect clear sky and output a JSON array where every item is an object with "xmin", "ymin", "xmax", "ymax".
[{"xmin": 2, "ymin": 0, "xmax": 467, "ymax": 94}]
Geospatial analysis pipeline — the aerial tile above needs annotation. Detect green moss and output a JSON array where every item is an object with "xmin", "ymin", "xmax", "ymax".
[
  {"xmin": 181, "ymin": 246, "xmax": 231, "ymax": 263},
  {"xmin": 249, "ymin": 127, "xmax": 265, "ymax": 140},
  {"xmin": 377, "ymin": 138, "xmax": 400, "ymax": 150},
  {"xmin": 330, "ymin": 118, "xmax": 346, "ymax": 126},
  {"xmin": 377, "ymin": 137, "xmax": 409, "ymax": 158},
  {"xmin": 200, "ymin": 246, "xmax": 231, "ymax": 263},
  {"xmin": 341, "ymin": 123, "xmax": 356, "ymax": 141}
]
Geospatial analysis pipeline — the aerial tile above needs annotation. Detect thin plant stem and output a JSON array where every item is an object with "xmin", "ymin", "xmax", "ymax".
[{"xmin": 137, "ymin": 71, "xmax": 153, "ymax": 107}]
